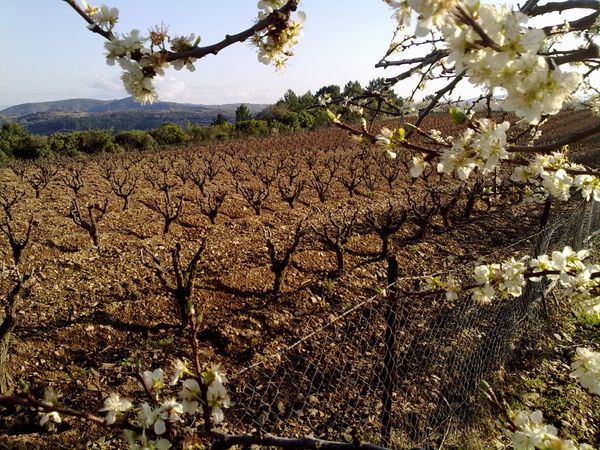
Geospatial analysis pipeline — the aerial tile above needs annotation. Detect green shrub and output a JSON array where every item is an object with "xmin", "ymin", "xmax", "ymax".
[
  {"xmin": 185, "ymin": 123, "xmax": 234, "ymax": 143},
  {"xmin": 310, "ymin": 108, "xmax": 330, "ymax": 128},
  {"xmin": 115, "ymin": 130, "xmax": 158, "ymax": 151},
  {"xmin": 211, "ymin": 122, "xmax": 235, "ymax": 141},
  {"xmin": 11, "ymin": 135, "xmax": 52, "ymax": 159},
  {"xmin": 211, "ymin": 114, "xmax": 229, "ymax": 126},
  {"xmin": 72, "ymin": 130, "xmax": 116, "ymax": 155},
  {"xmin": 150, "ymin": 123, "xmax": 188, "ymax": 145},
  {"xmin": 280, "ymin": 111, "xmax": 301, "ymax": 130},
  {"xmin": 186, "ymin": 124, "xmax": 214, "ymax": 143},
  {"xmin": 0, "ymin": 122, "xmax": 30, "ymax": 157},
  {"xmin": 0, "ymin": 149, "xmax": 9, "ymax": 166},
  {"xmin": 297, "ymin": 111, "xmax": 315, "ymax": 129},
  {"xmin": 48, "ymin": 133, "xmax": 80, "ymax": 157},
  {"xmin": 235, "ymin": 119, "xmax": 270, "ymax": 136}
]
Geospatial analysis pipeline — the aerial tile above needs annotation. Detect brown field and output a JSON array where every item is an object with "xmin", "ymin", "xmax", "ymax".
[{"xmin": 0, "ymin": 111, "xmax": 599, "ymax": 448}]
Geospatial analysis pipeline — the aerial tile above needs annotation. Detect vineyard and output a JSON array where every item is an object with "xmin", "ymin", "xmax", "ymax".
[{"xmin": 0, "ymin": 110, "xmax": 599, "ymax": 448}]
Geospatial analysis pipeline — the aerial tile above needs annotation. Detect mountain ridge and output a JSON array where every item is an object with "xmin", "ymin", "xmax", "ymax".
[
  {"xmin": 0, "ymin": 97, "xmax": 270, "ymax": 134},
  {"xmin": 0, "ymin": 97, "xmax": 268, "ymax": 118}
]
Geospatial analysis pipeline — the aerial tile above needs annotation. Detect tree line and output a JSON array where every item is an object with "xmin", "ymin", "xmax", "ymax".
[{"xmin": 0, "ymin": 78, "xmax": 402, "ymax": 163}]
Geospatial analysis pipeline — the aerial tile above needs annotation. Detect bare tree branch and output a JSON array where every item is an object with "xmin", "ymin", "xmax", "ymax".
[
  {"xmin": 528, "ymin": 0, "xmax": 599, "ymax": 16},
  {"xmin": 165, "ymin": 1, "xmax": 299, "ymax": 62},
  {"xmin": 508, "ymin": 122, "xmax": 600, "ymax": 153},
  {"xmin": 65, "ymin": 0, "xmax": 300, "ymax": 63}
]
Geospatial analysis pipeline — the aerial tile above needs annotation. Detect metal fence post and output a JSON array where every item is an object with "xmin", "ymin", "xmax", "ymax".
[{"xmin": 381, "ymin": 255, "xmax": 399, "ymax": 447}]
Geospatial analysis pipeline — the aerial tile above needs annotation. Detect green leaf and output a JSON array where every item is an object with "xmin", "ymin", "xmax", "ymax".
[
  {"xmin": 396, "ymin": 127, "xmax": 405, "ymax": 141},
  {"xmin": 450, "ymin": 108, "xmax": 468, "ymax": 125}
]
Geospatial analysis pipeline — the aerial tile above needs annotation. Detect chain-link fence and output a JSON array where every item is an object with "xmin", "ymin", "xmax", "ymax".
[{"xmin": 226, "ymin": 200, "xmax": 599, "ymax": 449}]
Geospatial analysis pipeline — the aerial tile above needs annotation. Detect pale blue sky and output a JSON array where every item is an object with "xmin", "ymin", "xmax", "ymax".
[
  {"xmin": 2, "ymin": 1, "xmax": 593, "ymax": 108},
  {"xmin": 0, "ymin": 1, "xmax": 402, "ymax": 107}
]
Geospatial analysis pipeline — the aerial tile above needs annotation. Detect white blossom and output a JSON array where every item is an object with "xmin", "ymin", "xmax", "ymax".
[
  {"xmin": 39, "ymin": 410, "xmax": 62, "ymax": 430},
  {"xmin": 436, "ymin": 119, "xmax": 509, "ymax": 180},
  {"xmin": 104, "ymin": 29, "xmax": 146, "ymax": 65},
  {"xmin": 119, "ymin": 59, "xmax": 158, "ymax": 105},
  {"xmin": 100, "ymin": 393, "xmax": 132, "ymax": 424},
  {"xmin": 410, "ymin": 154, "xmax": 428, "ymax": 178},
  {"xmin": 508, "ymin": 410, "xmax": 558, "ymax": 449},
  {"xmin": 257, "ymin": 0, "xmax": 287, "ymax": 20},
  {"xmin": 140, "ymin": 368, "xmax": 166, "ymax": 397},
  {"xmin": 253, "ymin": 5, "xmax": 305, "ymax": 69},
  {"xmin": 170, "ymin": 359, "xmax": 191, "ymax": 385},
  {"xmin": 139, "ymin": 402, "xmax": 167, "ymax": 435},
  {"xmin": 511, "ymin": 150, "xmax": 600, "ymax": 202},
  {"xmin": 39, "ymin": 389, "xmax": 62, "ymax": 430},
  {"xmin": 497, "ymin": 257, "xmax": 527, "ymax": 298},
  {"xmin": 89, "ymin": 4, "xmax": 119, "ymax": 31},
  {"xmin": 170, "ymin": 34, "xmax": 198, "ymax": 71},
  {"xmin": 472, "ymin": 282, "xmax": 495, "ymax": 304},
  {"xmin": 529, "ymin": 254, "xmax": 554, "ymax": 282},
  {"xmin": 203, "ymin": 365, "xmax": 231, "ymax": 423},
  {"xmin": 161, "ymin": 398, "xmax": 184, "ymax": 423},
  {"xmin": 124, "ymin": 429, "xmax": 172, "ymax": 450},
  {"xmin": 571, "ymin": 347, "xmax": 600, "ymax": 395},
  {"xmin": 179, "ymin": 378, "xmax": 202, "ymax": 414}
]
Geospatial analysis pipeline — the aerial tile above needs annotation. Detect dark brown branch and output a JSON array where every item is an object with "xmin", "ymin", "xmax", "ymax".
[
  {"xmin": 375, "ymin": 49, "xmax": 447, "ymax": 68},
  {"xmin": 165, "ymin": 1, "xmax": 299, "ymax": 61},
  {"xmin": 263, "ymin": 218, "xmax": 306, "ymax": 297},
  {"xmin": 543, "ymin": 10, "xmax": 600, "ymax": 33},
  {"xmin": 0, "ymin": 394, "xmax": 390, "ymax": 450},
  {"xmin": 0, "ymin": 394, "xmax": 142, "ymax": 433},
  {"xmin": 453, "ymin": 6, "xmax": 503, "ymax": 52},
  {"xmin": 208, "ymin": 430, "xmax": 389, "ymax": 450},
  {"xmin": 508, "ymin": 122, "xmax": 600, "ymax": 153},
  {"xmin": 66, "ymin": 0, "xmax": 300, "ymax": 68},
  {"xmin": 412, "ymin": 71, "xmax": 466, "ymax": 130},
  {"xmin": 551, "ymin": 44, "xmax": 599, "ymax": 65},
  {"xmin": 528, "ymin": 0, "xmax": 599, "ymax": 17},
  {"xmin": 62, "ymin": 0, "xmax": 113, "ymax": 40},
  {"xmin": 0, "ymin": 217, "xmax": 36, "ymax": 266},
  {"xmin": 384, "ymin": 54, "xmax": 445, "ymax": 85},
  {"xmin": 0, "ymin": 274, "xmax": 31, "ymax": 349},
  {"xmin": 520, "ymin": 0, "xmax": 541, "ymax": 14},
  {"xmin": 142, "ymin": 239, "xmax": 207, "ymax": 328}
]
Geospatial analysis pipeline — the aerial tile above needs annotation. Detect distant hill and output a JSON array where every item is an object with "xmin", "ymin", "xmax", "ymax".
[
  {"xmin": 17, "ymin": 110, "xmax": 225, "ymax": 134},
  {"xmin": 0, "ymin": 97, "xmax": 269, "ymax": 134},
  {"xmin": 1, "ymin": 99, "xmax": 112, "ymax": 117}
]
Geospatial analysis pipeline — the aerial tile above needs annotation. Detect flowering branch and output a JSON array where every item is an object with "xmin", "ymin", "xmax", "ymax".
[
  {"xmin": 164, "ymin": 1, "xmax": 300, "ymax": 62},
  {"xmin": 64, "ymin": 0, "xmax": 299, "ymax": 59},
  {"xmin": 64, "ymin": 0, "xmax": 304, "ymax": 103},
  {"xmin": 62, "ymin": 0, "xmax": 114, "ymax": 40},
  {"xmin": 0, "ymin": 393, "xmax": 389, "ymax": 450},
  {"xmin": 0, "ymin": 394, "xmax": 142, "ymax": 432}
]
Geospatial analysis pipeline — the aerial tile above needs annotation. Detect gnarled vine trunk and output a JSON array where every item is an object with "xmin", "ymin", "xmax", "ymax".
[{"xmin": 0, "ymin": 277, "xmax": 28, "ymax": 394}]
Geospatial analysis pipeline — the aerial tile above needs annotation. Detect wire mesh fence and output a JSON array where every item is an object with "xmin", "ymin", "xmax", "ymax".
[{"xmin": 226, "ymin": 200, "xmax": 599, "ymax": 449}]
